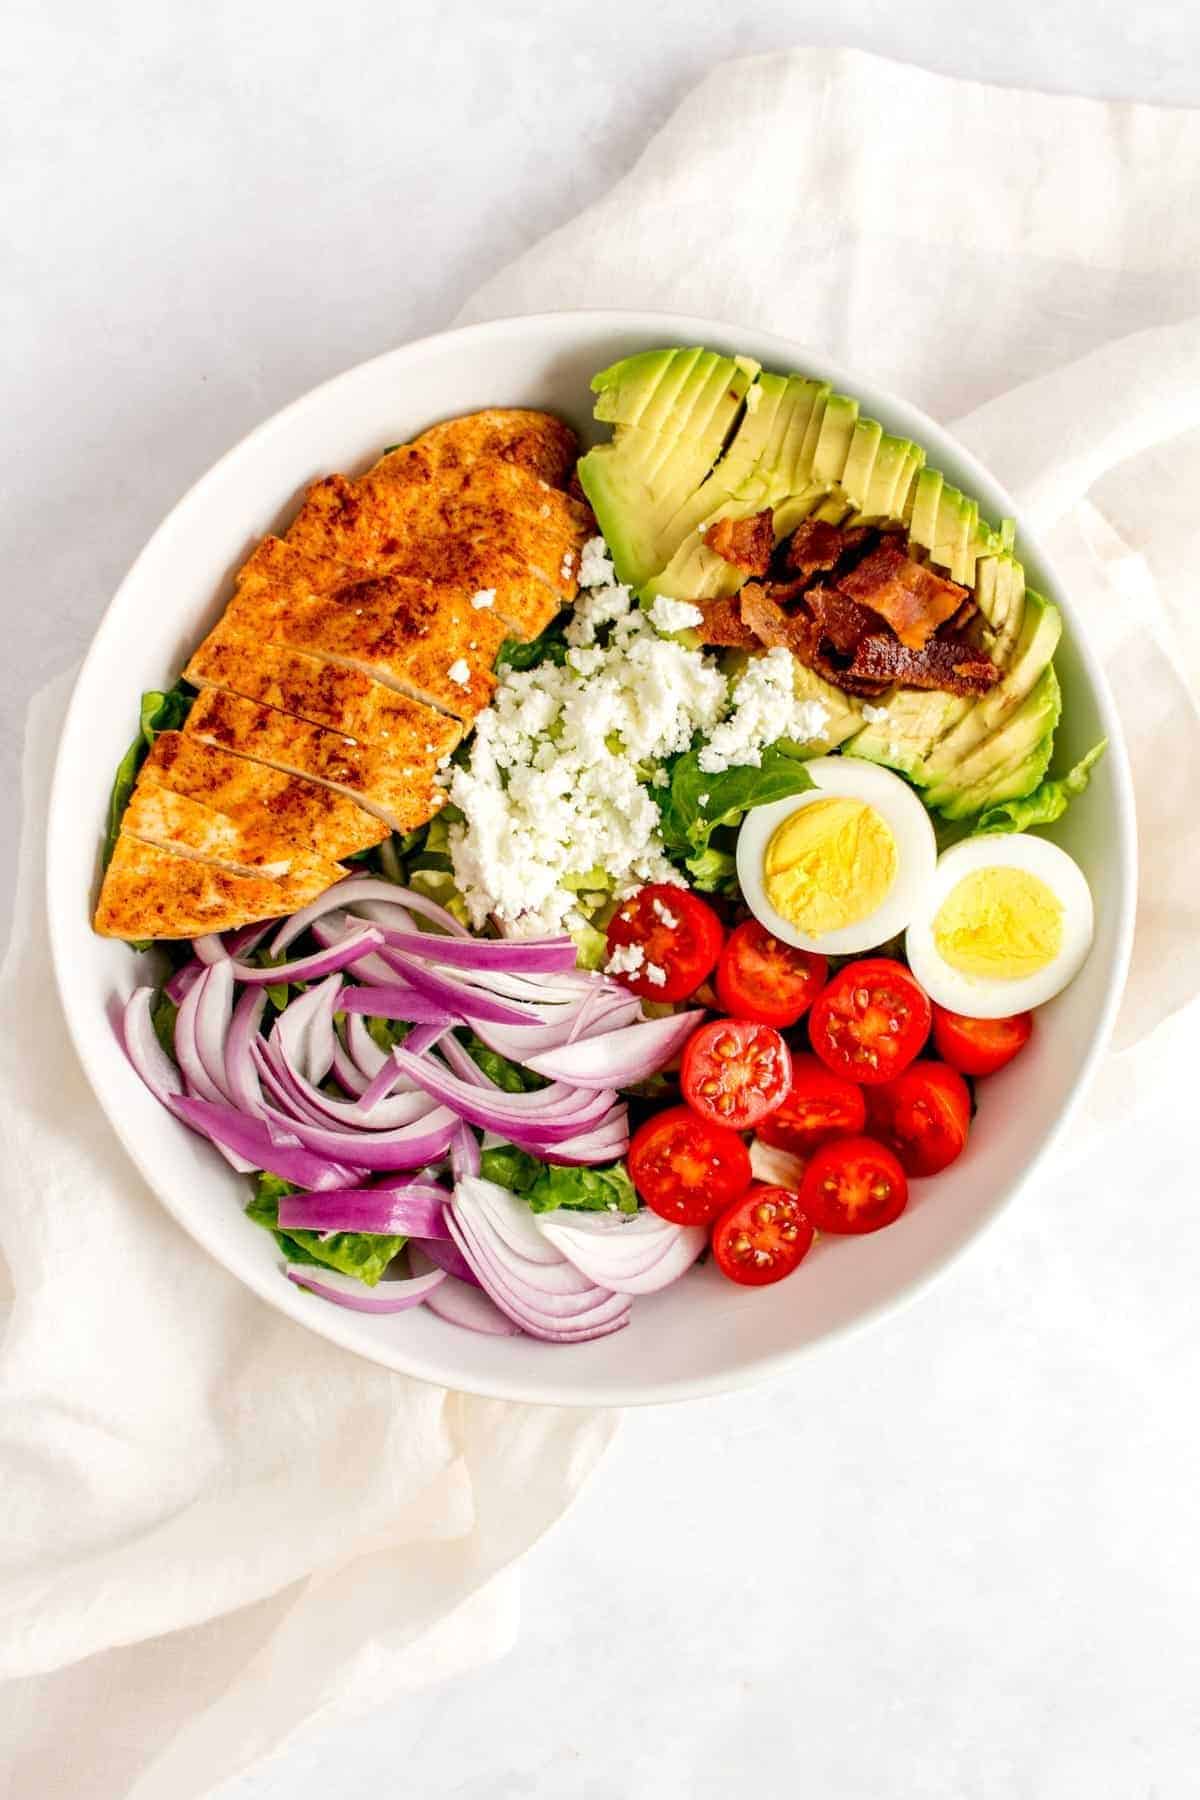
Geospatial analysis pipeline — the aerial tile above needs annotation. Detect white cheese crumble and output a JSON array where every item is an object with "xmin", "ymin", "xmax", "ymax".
[
  {"xmin": 445, "ymin": 537, "xmax": 831, "ymax": 934},
  {"xmin": 861, "ymin": 703, "xmax": 890, "ymax": 723},
  {"xmin": 447, "ymin": 658, "xmax": 471, "ymax": 687},
  {"xmin": 648, "ymin": 594, "xmax": 704, "ymax": 634},
  {"xmin": 471, "ymin": 589, "xmax": 496, "ymax": 609},
  {"xmin": 645, "ymin": 962, "xmax": 667, "ymax": 987},
  {"xmin": 650, "ymin": 897, "xmax": 680, "ymax": 930},
  {"xmin": 605, "ymin": 942, "xmax": 645, "ymax": 977}
]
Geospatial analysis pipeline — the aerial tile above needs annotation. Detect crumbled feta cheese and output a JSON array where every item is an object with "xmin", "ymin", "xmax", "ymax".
[
  {"xmin": 447, "ymin": 658, "xmax": 471, "ymax": 687},
  {"xmin": 645, "ymin": 962, "xmax": 667, "ymax": 987},
  {"xmin": 651, "ymin": 768, "xmax": 670, "ymax": 788},
  {"xmin": 648, "ymin": 594, "xmax": 704, "ymax": 635},
  {"xmin": 697, "ymin": 794, "xmax": 709, "ymax": 809},
  {"xmin": 861, "ymin": 703, "xmax": 890, "ymax": 723},
  {"xmin": 698, "ymin": 647, "xmax": 829, "ymax": 773},
  {"xmin": 605, "ymin": 942, "xmax": 645, "ymax": 977},
  {"xmin": 650, "ymin": 897, "xmax": 680, "ymax": 930},
  {"xmin": 577, "ymin": 535, "xmax": 614, "ymax": 590},
  {"xmin": 471, "ymin": 589, "xmax": 496, "ymax": 609}
]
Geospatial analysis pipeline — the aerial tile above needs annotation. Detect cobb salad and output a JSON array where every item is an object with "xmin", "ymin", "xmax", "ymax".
[{"xmin": 103, "ymin": 348, "xmax": 1105, "ymax": 1345}]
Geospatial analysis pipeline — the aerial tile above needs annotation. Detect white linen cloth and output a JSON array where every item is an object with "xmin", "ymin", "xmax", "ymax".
[{"xmin": 3, "ymin": 46, "xmax": 1199, "ymax": 1800}]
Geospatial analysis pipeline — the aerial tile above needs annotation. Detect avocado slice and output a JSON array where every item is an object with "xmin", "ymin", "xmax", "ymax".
[
  {"xmin": 850, "ymin": 433, "xmax": 925, "ymax": 524},
  {"xmin": 929, "ymin": 666, "xmax": 1062, "ymax": 819},
  {"xmin": 845, "ymin": 690, "xmax": 960, "ymax": 781},
  {"xmin": 578, "ymin": 349, "xmax": 759, "ymax": 588},
  {"xmin": 921, "ymin": 590, "xmax": 1061, "ymax": 782},
  {"xmin": 639, "ymin": 374, "xmax": 828, "ymax": 602},
  {"xmin": 789, "ymin": 659, "xmax": 865, "ymax": 750}
]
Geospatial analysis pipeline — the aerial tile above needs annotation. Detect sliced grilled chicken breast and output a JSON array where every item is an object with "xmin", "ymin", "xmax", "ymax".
[
  {"xmin": 122, "ymin": 785, "xmax": 344, "ymax": 900},
  {"xmin": 95, "ymin": 835, "xmax": 310, "ymax": 940},
  {"xmin": 141, "ymin": 730, "xmax": 388, "ymax": 860},
  {"xmin": 403, "ymin": 408, "xmax": 579, "ymax": 486},
  {"xmin": 184, "ymin": 687, "xmax": 451, "ymax": 833}
]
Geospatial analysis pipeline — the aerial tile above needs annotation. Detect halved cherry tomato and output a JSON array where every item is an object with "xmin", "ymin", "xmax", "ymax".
[
  {"xmin": 798, "ymin": 1135, "xmax": 908, "ymax": 1234},
  {"xmin": 757, "ymin": 1052, "xmax": 866, "ymax": 1154},
  {"xmin": 711, "ymin": 1185, "xmax": 815, "ymax": 1287},
  {"xmin": 605, "ymin": 884, "xmax": 723, "ymax": 1003},
  {"xmin": 932, "ymin": 1005, "xmax": 1033, "ymax": 1078},
  {"xmin": 808, "ymin": 958, "xmax": 931, "ymax": 1086},
  {"xmin": 865, "ymin": 1060, "xmax": 971, "ymax": 1178},
  {"xmin": 628, "ymin": 1105, "xmax": 752, "ymax": 1226},
  {"xmin": 681, "ymin": 1018, "xmax": 791, "ymax": 1131},
  {"xmin": 714, "ymin": 921, "xmax": 827, "ymax": 1028}
]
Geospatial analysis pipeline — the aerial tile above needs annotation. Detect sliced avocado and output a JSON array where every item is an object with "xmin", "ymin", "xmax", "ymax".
[
  {"xmin": 907, "ymin": 469, "xmax": 944, "ymax": 551},
  {"xmin": 578, "ymin": 349, "xmax": 759, "ymax": 588},
  {"xmin": 838, "ymin": 419, "xmax": 884, "ymax": 512},
  {"xmin": 845, "ymin": 690, "xmax": 958, "ymax": 780},
  {"xmin": 642, "ymin": 375, "xmax": 829, "ymax": 602},
  {"xmin": 810, "ymin": 392, "xmax": 860, "ymax": 487},
  {"xmin": 930, "ymin": 666, "xmax": 1062, "ymax": 819},
  {"xmin": 850, "ymin": 433, "xmax": 923, "ymax": 524},
  {"xmin": 788, "ymin": 659, "xmax": 864, "ymax": 750},
  {"xmin": 921, "ymin": 590, "xmax": 1061, "ymax": 780}
]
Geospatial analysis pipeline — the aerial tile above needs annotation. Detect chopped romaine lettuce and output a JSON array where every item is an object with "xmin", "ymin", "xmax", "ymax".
[
  {"xmin": 103, "ymin": 681, "xmax": 196, "ymax": 868},
  {"xmin": 246, "ymin": 1173, "xmax": 405, "ymax": 1286},
  {"xmin": 477, "ymin": 1147, "xmax": 637, "ymax": 1215},
  {"xmin": 460, "ymin": 1031, "xmax": 546, "ymax": 1093},
  {"xmin": 657, "ymin": 741, "xmax": 813, "ymax": 863},
  {"xmin": 972, "ymin": 741, "xmax": 1107, "ymax": 836}
]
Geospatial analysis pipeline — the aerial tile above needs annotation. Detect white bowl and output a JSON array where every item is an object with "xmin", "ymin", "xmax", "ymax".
[{"xmin": 46, "ymin": 311, "xmax": 1137, "ymax": 1406}]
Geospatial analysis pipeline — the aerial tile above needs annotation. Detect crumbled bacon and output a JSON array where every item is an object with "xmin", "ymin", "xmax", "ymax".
[
  {"xmin": 738, "ymin": 583, "xmax": 814, "ymax": 656},
  {"xmin": 694, "ymin": 594, "xmax": 760, "ymax": 649},
  {"xmin": 837, "ymin": 540, "xmax": 968, "ymax": 650},
  {"xmin": 846, "ymin": 632, "xmax": 1001, "ymax": 696},
  {"xmin": 703, "ymin": 509, "xmax": 775, "ymax": 575},
  {"xmin": 784, "ymin": 518, "xmax": 845, "ymax": 579},
  {"xmin": 801, "ymin": 586, "xmax": 881, "ymax": 656}
]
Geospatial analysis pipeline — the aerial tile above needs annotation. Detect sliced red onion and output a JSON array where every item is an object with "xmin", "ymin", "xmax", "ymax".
[
  {"xmin": 174, "ymin": 968, "xmax": 227, "ymax": 1107},
  {"xmin": 191, "ymin": 933, "xmax": 226, "ymax": 966},
  {"xmin": 193, "ymin": 956, "xmax": 237, "ymax": 1096},
  {"xmin": 257, "ymin": 1101, "xmax": 459, "ymax": 1170},
  {"xmin": 271, "ymin": 877, "xmax": 468, "ymax": 954},
  {"xmin": 450, "ymin": 1121, "xmax": 481, "ymax": 1182},
  {"xmin": 312, "ymin": 912, "xmax": 398, "ymax": 984},
  {"xmin": 170, "ymin": 1093, "xmax": 363, "ymax": 1188},
  {"xmin": 403, "ymin": 1020, "xmax": 450, "ymax": 1057},
  {"xmin": 749, "ymin": 1139, "xmax": 808, "ymax": 1189},
  {"xmin": 278, "ymin": 1183, "xmax": 449, "ymax": 1236},
  {"xmin": 540, "ymin": 1115, "xmax": 631, "ymax": 1165},
  {"xmin": 339, "ymin": 984, "xmax": 455, "ymax": 1026},
  {"xmin": 164, "ymin": 958, "xmax": 205, "ymax": 1005},
  {"xmin": 389, "ymin": 1048, "xmax": 618, "ymax": 1143},
  {"xmin": 271, "ymin": 974, "xmax": 342, "ymax": 1085},
  {"xmin": 331, "ymin": 1032, "xmax": 370, "ymax": 1096},
  {"xmin": 379, "ymin": 951, "xmax": 545, "ymax": 1027},
  {"xmin": 257, "ymin": 1037, "xmax": 440, "ymax": 1132},
  {"xmin": 122, "ymin": 987, "xmax": 184, "ymax": 1107},
  {"xmin": 285, "ymin": 1262, "xmax": 446, "ymax": 1313},
  {"xmin": 252, "ymin": 1040, "xmax": 341, "ymax": 1129},
  {"xmin": 537, "ymin": 1209, "xmax": 706, "ymax": 1296},
  {"xmin": 468, "ymin": 992, "xmax": 643, "ymax": 1061},
  {"xmin": 447, "ymin": 1186, "xmax": 630, "ymax": 1342},
  {"xmin": 371, "ymin": 926, "xmax": 578, "ymax": 974},
  {"xmin": 225, "ymin": 926, "xmax": 383, "ymax": 987},
  {"xmin": 466, "ymin": 1174, "xmax": 563, "ymax": 1267},
  {"xmin": 409, "ymin": 1235, "xmax": 481, "ymax": 1287},
  {"xmin": 345, "ymin": 1012, "xmax": 390, "ymax": 1077},
  {"xmin": 409, "ymin": 1247, "xmax": 516, "ymax": 1330},
  {"xmin": 524, "ymin": 1010, "xmax": 703, "ymax": 1090},
  {"xmin": 224, "ymin": 986, "xmax": 268, "ymax": 1115}
]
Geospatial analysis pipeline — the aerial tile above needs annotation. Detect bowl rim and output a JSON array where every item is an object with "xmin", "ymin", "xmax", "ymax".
[{"xmin": 45, "ymin": 307, "xmax": 1138, "ymax": 1406}]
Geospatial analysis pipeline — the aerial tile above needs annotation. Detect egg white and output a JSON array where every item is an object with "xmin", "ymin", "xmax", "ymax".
[
  {"xmin": 735, "ymin": 757, "xmax": 937, "ymax": 956},
  {"xmin": 905, "ymin": 833, "xmax": 1094, "ymax": 1018}
]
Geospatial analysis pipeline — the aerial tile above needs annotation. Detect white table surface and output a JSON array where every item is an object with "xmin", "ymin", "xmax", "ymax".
[{"xmin": 7, "ymin": 6, "xmax": 1200, "ymax": 1797}]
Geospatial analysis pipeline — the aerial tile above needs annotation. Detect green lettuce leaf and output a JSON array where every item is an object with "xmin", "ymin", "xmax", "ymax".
[
  {"xmin": 459, "ymin": 1031, "xmax": 547, "ymax": 1093},
  {"xmin": 497, "ymin": 618, "xmax": 569, "ymax": 672},
  {"xmin": 657, "ymin": 742, "xmax": 813, "ymax": 860},
  {"xmin": 246, "ymin": 1173, "xmax": 405, "ymax": 1286},
  {"xmin": 972, "ymin": 740, "xmax": 1107, "ymax": 837},
  {"xmin": 683, "ymin": 845, "xmax": 739, "ymax": 894},
  {"xmin": 103, "ymin": 680, "xmax": 196, "ymax": 869},
  {"xmin": 476, "ymin": 1146, "xmax": 638, "ymax": 1215},
  {"xmin": 151, "ymin": 992, "xmax": 179, "ymax": 1060}
]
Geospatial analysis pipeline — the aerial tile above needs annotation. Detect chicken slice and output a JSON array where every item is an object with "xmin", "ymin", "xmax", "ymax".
[
  {"xmin": 184, "ymin": 688, "xmax": 451, "ymax": 833},
  {"xmin": 183, "ymin": 635, "xmax": 463, "ymax": 762},
  {"xmin": 122, "ymin": 784, "xmax": 344, "ymax": 903},
  {"xmin": 141, "ymin": 730, "xmax": 388, "ymax": 861},
  {"xmin": 401, "ymin": 408, "xmax": 579, "ymax": 487},
  {"xmin": 95, "ymin": 834, "xmax": 309, "ymax": 940}
]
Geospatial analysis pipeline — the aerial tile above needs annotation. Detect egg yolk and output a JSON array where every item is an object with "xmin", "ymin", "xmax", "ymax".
[
  {"xmin": 933, "ymin": 866, "xmax": 1063, "ymax": 979},
  {"xmin": 764, "ymin": 798, "xmax": 897, "ymax": 937}
]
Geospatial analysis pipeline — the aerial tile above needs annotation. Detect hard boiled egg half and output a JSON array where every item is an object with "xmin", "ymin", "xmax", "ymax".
[
  {"xmin": 905, "ymin": 834, "xmax": 1094, "ymax": 1017},
  {"xmin": 736, "ymin": 758, "xmax": 937, "ymax": 956}
]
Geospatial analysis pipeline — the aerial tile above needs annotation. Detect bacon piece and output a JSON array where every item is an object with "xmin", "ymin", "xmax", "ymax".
[
  {"xmin": 837, "ymin": 540, "xmax": 968, "ymax": 650},
  {"xmin": 784, "ymin": 518, "xmax": 845, "ymax": 578},
  {"xmin": 694, "ymin": 594, "xmax": 761, "ymax": 649},
  {"xmin": 703, "ymin": 509, "xmax": 775, "ymax": 575},
  {"xmin": 846, "ymin": 632, "xmax": 1001, "ymax": 696},
  {"xmin": 738, "ymin": 583, "xmax": 816, "ymax": 657},
  {"xmin": 802, "ymin": 586, "xmax": 881, "ymax": 656}
]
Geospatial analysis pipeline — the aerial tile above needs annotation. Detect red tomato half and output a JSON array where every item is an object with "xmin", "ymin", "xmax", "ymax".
[
  {"xmin": 605, "ymin": 884, "xmax": 723, "ymax": 1003},
  {"xmin": 628, "ymin": 1106, "xmax": 752, "ymax": 1226},
  {"xmin": 711, "ymin": 1186, "xmax": 815, "ymax": 1287},
  {"xmin": 681, "ymin": 1019, "xmax": 791, "ymax": 1131},
  {"xmin": 865, "ymin": 1060, "xmax": 971, "ymax": 1178},
  {"xmin": 798, "ymin": 1135, "xmax": 909, "ymax": 1234},
  {"xmin": 808, "ymin": 958, "xmax": 931, "ymax": 1085},
  {"xmin": 757, "ymin": 1052, "xmax": 867, "ymax": 1154},
  {"xmin": 715, "ymin": 921, "xmax": 827, "ymax": 1028},
  {"xmin": 932, "ymin": 1005, "xmax": 1033, "ymax": 1078}
]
